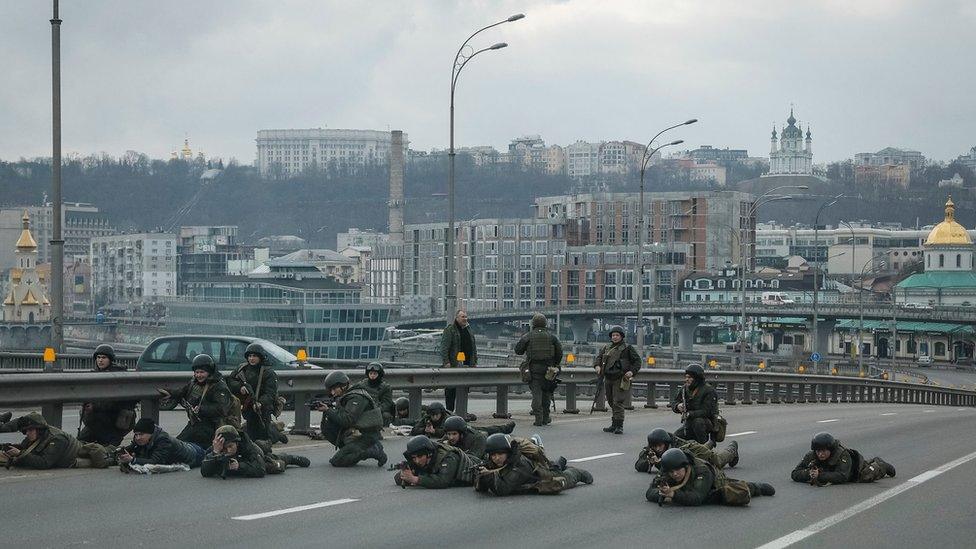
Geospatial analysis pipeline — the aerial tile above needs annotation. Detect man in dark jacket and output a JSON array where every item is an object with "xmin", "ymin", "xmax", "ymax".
[
  {"xmin": 395, "ymin": 435, "xmax": 480, "ymax": 488},
  {"xmin": 391, "ymin": 397, "xmax": 413, "ymax": 427},
  {"xmin": 410, "ymin": 401, "xmax": 450, "ymax": 438},
  {"xmin": 646, "ymin": 448, "xmax": 775, "ymax": 507},
  {"xmin": 314, "ymin": 371, "xmax": 388, "ymax": 467},
  {"xmin": 593, "ymin": 325, "xmax": 642, "ymax": 434},
  {"xmin": 226, "ymin": 342, "xmax": 281, "ymax": 444},
  {"xmin": 475, "ymin": 433, "xmax": 593, "ymax": 496},
  {"xmin": 791, "ymin": 432, "xmax": 895, "ymax": 486},
  {"xmin": 78, "ymin": 344, "xmax": 137, "ymax": 446},
  {"xmin": 515, "ymin": 313, "xmax": 563, "ymax": 426},
  {"xmin": 0, "ymin": 412, "xmax": 81, "ymax": 469},
  {"xmin": 441, "ymin": 309, "xmax": 477, "ymax": 411},
  {"xmin": 351, "ymin": 362, "xmax": 395, "ymax": 426},
  {"xmin": 201, "ymin": 425, "xmax": 268, "ymax": 478},
  {"xmin": 118, "ymin": 417, "xmax": 205, "ymax": 468},
  {"xmin": 635, "ymin": 428, "xmax": 738, "ymax": 473},
  {"xmin": 158, "ymin": 354, "xmax": 233, "ymax": 448},
  {"xmin": 670, "ymin": 363, "xmax": 719, "ymax": 443}
]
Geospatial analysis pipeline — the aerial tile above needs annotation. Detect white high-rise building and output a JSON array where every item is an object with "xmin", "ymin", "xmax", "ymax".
[
  {"xmin": 255, "ymin": 128, "xmax": 409, "ymax": 177},
  {"xmin": 566, "ymin": 141, "xmax": 602, "ymax": 179},
  {"xmin": 90, "ymin": 233, "xmax": 177, "ymax": 304},
  {"xmin": 766, "ymin": 109, "xmax": 813, "ymax": 176}
]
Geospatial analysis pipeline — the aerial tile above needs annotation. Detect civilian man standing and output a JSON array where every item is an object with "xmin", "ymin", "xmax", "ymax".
[{"xmin": 440, "ymin": 309, "xmax": 477, "ymax": 412}]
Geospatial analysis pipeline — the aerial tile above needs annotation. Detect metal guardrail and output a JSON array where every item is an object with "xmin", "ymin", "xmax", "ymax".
[
  {"xmin": 0, "ymin": 352, "xmax": 140, "ymax": 371},
  {"xmin": 1, "ymin": 367, "xmax": 973, "ymax": 434}
]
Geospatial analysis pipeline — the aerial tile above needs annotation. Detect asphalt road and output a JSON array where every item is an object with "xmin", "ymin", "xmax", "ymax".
[{"xmin": 2, "ymin": 399, "xmax": 975, "ymax": 549}]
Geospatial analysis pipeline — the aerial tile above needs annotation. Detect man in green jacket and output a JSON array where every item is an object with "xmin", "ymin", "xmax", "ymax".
[
  {"xmin": 0, "ymin": 412, "xmax": 81, "ymax": 469},
  {"xmin": 670, "ymin": 363, "xmax": 719, "ymax": 443},
  {"xmin": 635, "ymin": 428, "xmax": 738, "ymax": 473},
  {"xmin": 351, "ymin": 362, "xmax": 395, "ymax": 426},
  {"xmin": 593, "ymin": 325, "xmax": 641, "ymax": 434},
  {"xmin": 646, "ymin": 448, "xmax": 775, "ymax": 507},
  {"xmin": 440, "ymin": 309, "xmax": 477, "ymax": 412},
  {"xmin": 791, "ymin": 432, "xmax": 895, "ymax": 486},
  {"xmin": 314, "ymin": 371, "xmax": 388, "ymax": 467},
  {"xmin": 394, "ymin": 435, "xmax": 480, "ymax": 488},
  {"xmin": 515, "ymin": 313, "xmax": 563, "ymax": 426},
  {"xmin": 158, "ymin": 354, "xmax": 233, "ymax": 448},
  {"xmin": 475, "ymin": 434, "xmax": 593, "ymax": 496},
  {"xmin": 226, "ymin": 342, "xmax": 281, "ymax": 444},
  {"xmin": 410, "ymin": 401, "xmax": 450, "ymax": 438},
  {"xmin": 441, "ymin": 415, "xmax": 516, "ymax": 458},
  {"xmin": 201, "ymin": 425, "xmax": 268, "ymax": 478}
]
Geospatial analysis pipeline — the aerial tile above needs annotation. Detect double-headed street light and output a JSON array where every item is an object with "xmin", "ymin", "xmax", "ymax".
[
  {"xmin": 812, "ymin": 193, "xmax": 849, "ymax": 361},
  {"xmin": 445, "ymin": 13, "xmax": 524, "ymax": 318}
]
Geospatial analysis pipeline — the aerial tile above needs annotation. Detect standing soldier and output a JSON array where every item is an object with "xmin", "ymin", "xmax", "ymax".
[
  {"xmin": 646, "ymin": 448, "xmax": 775, "ymax": 507},
  {"xmin": 670, "ymin": 363, "xmax": 719, "ymax": 444},
  {"xmin": 474, "ymin": 433, "xmax": 593, "ymax": 496},
  {"xmin": 635, "ymin": 428, "xmax": 738, "ymax": 473},
  {"xmin": 791, "ymin": 432, "xmax": 895, "ymax": 486},
  {"xmin": 78, "ymin": 344, "xmax": 137, "ymax": 446},
  {"xmin": 515, "ymin": 313, "xmax": 563, "ymax": 426},
  {"xmin": 313, "ymin": 371, "xmax": 388, "ymax": 467},
  {"xmin": 158, "ymin": 354, "xmax": 233, "ymax": 448},
  {"xmin": 0, "ymin": 412, "xmax": 81, "ymax": 469},
  {"xmin": 592, "ymin": 325, "xmax": 641, "ymax": 434},
  {"xmin": 441, "ymin": 309, "xmax": 477, "ymax": 413},
  {"xmin": 351, "ymin": 362, "xmax": 395, "ymax": 426},
  {"xmin": 226, "ymin": 343, "xmax": 280, "ymax": 444}
]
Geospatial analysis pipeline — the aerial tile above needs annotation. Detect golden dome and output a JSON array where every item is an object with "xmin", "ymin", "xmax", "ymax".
[
  {"xmin": 15, "ymin": 210, "xmax": 38, "ymax": 250},
  {"xmin": 925, "ymin": 196, "xmax": 972, "ymax": 246}
]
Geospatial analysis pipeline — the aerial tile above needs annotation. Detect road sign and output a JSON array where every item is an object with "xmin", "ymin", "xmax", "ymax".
[{"xmin": 810, "ymin": 352, "xmax": 822, "ymax": 363}]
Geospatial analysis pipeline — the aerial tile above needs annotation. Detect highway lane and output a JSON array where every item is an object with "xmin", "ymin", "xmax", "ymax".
[{"xmin": 1, "ymin": 401, "xmax": 975, "ymax": 548}]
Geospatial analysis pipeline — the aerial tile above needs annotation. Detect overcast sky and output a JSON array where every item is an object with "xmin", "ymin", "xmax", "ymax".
[{"xmin": 2, "ymin": 0, "xmax": 974, "ymax": 165}]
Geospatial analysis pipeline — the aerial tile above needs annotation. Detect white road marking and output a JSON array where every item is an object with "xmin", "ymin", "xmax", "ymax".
[
  {"xmin": 880, "ymin": 413, "xmax": 897, "ymax": 416},
  {"xmin": 568, "ymin": 452, "xmax": 624, "ymax": 463},
  {"xmin": 232, "ymin": 498, "xmax": 358, "ymax": 521},
  {"xmin": 923, "ymin": 410, "xmax": 935, "ymax": 413},
  {"xmin": 755, "ymin": 449, "xmax": 976, "ymax": 549},
  {"xmin": 816, "ymin": 419, "xmax": 839, "ymax": 423},
  {"xmin": 727, "ymin": 431, "xmax": 757, "ymax": 437}
]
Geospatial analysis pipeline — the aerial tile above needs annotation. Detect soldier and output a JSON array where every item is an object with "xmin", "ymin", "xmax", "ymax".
[
  {"xmin": 646, "ymin": 448, "xmax": 775, "ymax": 507},
  {"xmin": 201, "ymin": 425, "xmax": 309, "ymax": 479},
  {"xmin": 0, "ymin": 412, "xmax": 80, "ymax": 470},
  {"xmin": 225, "ymin": 342, "xmax": 282, "ymax": 444},
  {"xmin": 394, "ymin": 435, "xmax": 482, "ymax": 488},
  {"xmin": 78, "ymin": 344, "xmax": 137, "ymax": 446},
  {"xmin": 391, "ymin": 397, "xmax": 413, "ymax": 427},
  {"xmin": 475, "ymin": 433, "xmax": 593, "ymax": 496},
  {"xmin": 351, "ymin": 362, "xmax": 395, "ymax": 426},
  {"xmin": 791, "ymin": 432, "xmax": 895, "ymax": 486},
  {"xmin": 441, "ymin": 415, "xmax": 516, "ymax": 458},
  {"xmin": 158, "ymin": 354, "xmax": 233, "ymax": 448},
  {"xmin": 670, "ymin": 363, "xmax": 719, "ymax": 444},
  {"xmin": 441, "ymin": 309, "xmax": 477, "ymax": 412},
  {"xmin": 117, "ymin": 417, "xmax": 206, "ymax": 468},
  {"xmin": 593, "ymin": 325, "xmax": 641, "ymax": 434},
  {"xmin": 410, "ymin": 401, "xmax": 450, "ymax": 438},
  {"xmin": 313, "ymin": 370, "xmax": 388, "ymax": 467},
  {"xmin": 515, "ymin": 313, "xmax": 563, "ymax": 426},
  {"xmin": 635, "ymin": 428, "xmax": 738, "ymax": 473}
]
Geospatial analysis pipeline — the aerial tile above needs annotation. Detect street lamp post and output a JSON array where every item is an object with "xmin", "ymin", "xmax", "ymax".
[
  {"xmin": 812, "ymin": 194, "xmax": 845, "ymax": 363},
  {"xmin": 50, "ymin": 0, "xmax": 65, "ymax": 352},
  {"xmin": 858, "ymin": 254, "xmax": 888, "ymax": 374},
  {"xmin": 445, "ymin": 13, "xmax": 523, "ymax": 319}
]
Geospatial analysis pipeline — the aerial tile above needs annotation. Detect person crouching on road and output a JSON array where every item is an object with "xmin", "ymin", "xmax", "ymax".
[
  {"xmin": 351, "ymin": 362, "xmax": 395, "ymax": 426},
  {"xmin": 636, "ymin": 428, "xmax": 738, "ymax": 473},
  {"xmin": 314, "ymin": 371, "xmax": 388, "ymax": 468},
  {"xmin": 646, "ymin": 448, "xmax": 775, "ymax": 507},
  {"xmin": 118, "ymin": 418, "xmax": 206, "ymax": 469},
  {"xmin": 792, "ymin": 432, "xmax": 895, "ymax": 486},
  {"xmin": 157, "ymin": 354, "xmax": 233, "ymax": 448}
]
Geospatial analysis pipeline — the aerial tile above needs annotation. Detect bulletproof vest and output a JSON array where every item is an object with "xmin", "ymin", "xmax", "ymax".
[
  {"xmin": 526, "ymin": 329, "xmax": 555, "ymax": 363},
  {"xmin": 342, "ymin": 388, "xmax": 384, "ymax": 432}
]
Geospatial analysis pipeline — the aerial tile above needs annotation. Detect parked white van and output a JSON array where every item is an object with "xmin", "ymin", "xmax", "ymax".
[{"xmin": 762, "ymin": 292, "xmax": 795, "ymax": 305}]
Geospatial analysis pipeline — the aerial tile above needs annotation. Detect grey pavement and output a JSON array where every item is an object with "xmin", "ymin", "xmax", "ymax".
[{"xmin": 2, "ymin": 400, "xmax": 975, "ymax": 549}]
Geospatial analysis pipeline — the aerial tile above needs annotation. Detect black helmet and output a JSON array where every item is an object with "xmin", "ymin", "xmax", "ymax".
[
  {"xmin": 608, "ymin": 325, "xmax": 625, "ymax": 339},
  {"xmin": 365, "ymin": 362, "xmax": 384, "ymax": 380},
  {"xmin": 93, "ymin": 344, "xmax": 115, "ymax": 362},
  {"xmin": 443, "ymin": 415, "xmax": 467, "ymax": 434},
  {"xmin": 647, "ymin": 428, "xmax": 673, "ymax": 448},
  {"xmin": 685, "ymin": 363, "xmax": 705, "ymax": 380},
  {"xmin": 659, "ymin": 448, "xmax": 690, "ymax": 473},
  {"xmin": 394, "ymin": 397, "xmax": 410, "ymax": 412},
  {"xmin": 403, "ymin": 435, "xmax": 437, "ymax": 459},
  {"xmin": 191, "ymin": 354, "xmax": 217, "ymax": 375},
  {"xmin": 244, "ymin": 343, "xmax": 265, "ymax": 361},
  {"xmin": 427, "ymin": 402, "xmax": 447, "ymax": 417},
  {"xmin": 811, "ymin": 432, "xmax": 837, "ymax": 452},
  {"xmin": 325, "ymin": 370, "xmax": 351, "ymax": 390},
  {"xmin": 485, "ymin": 433, "xmax": 514, "ymax": 454}
]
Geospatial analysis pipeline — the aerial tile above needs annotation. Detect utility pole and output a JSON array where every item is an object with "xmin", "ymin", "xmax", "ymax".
[{"xmin": 50, "ymin": 0, "xmax": 65, "ymax": 352}]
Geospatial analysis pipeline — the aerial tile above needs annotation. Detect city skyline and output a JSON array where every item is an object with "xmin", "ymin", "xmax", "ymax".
[{"xmin": 1, "ymin": 1, "xmax": 975, "ymax": 165}]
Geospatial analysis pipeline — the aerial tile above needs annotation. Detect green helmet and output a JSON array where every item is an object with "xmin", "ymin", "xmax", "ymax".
[
  {"xmin": 608, "ymin": 325, "xmax": 625, "ymax": 339},
  {"xmin": 659, "ymin": 448, "xmax": 690, "ymax": 473},
  {"xmin": 685, "ymin": 363, "xmax": 705, "ymax": 380},
  {"xmin": 394, "ymin": 397, "xmax": 410, "ymax": 412},
  {"xmin": 191, "ymin": 354, "xmax": 217, "ymax": 375},
  {"xmin": 93, "ymin": 344, "xmax": 116, "ymax": 362},
  {"xmin": 811, "ymin": 432, "xmax": 837, "ymax": 452},
  {"xmin": 244, "ymin": 343, "xmax": 266, "ymax": 361},
  {"xmin": 403, "ymin": 436, "xmax": 437, "ymax": 459},
  {"xmin": 443, "ymin": 415, "xmax": 467, "ymax": 434},
  {"xmin": 647, "ymin": 428, "xmax": 673, "ymax": 448},
  {"xmin": 485, "ymin": 433, "xmax": 514, "ymax": 454},
  {"xmin": 325, "ymin": 370, "xmax": 351, "ymax": 390}
]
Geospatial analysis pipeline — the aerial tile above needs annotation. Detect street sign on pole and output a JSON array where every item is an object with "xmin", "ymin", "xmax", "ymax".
[{"xmin": 811, "ymin": 352, "xmax": 822, "ymax": 363}]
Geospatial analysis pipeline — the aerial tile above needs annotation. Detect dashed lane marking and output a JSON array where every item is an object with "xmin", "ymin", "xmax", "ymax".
[
  {"xmin": 923, "ymin": 410, "xmax": 935, "ymax": 413},
  {"xmin": 568, "ymin": 452, "xmax": 624, "ymax": 463},
  {"xmin": 727, "ymin": 431, "xmax": 757, "ymax": 437},
  {"xmin": 755, "ymin": 448, "xmax": 976, "ymax": 549},
  {"xmin": 880, "ymin": 413, "xmax": 897, "ymax": 416},
  {"xmin": 816, "ymin": 419, "xmax": 840, "ymax": 423},
  {"xmin": 232, "ymin": 498, "xmax": 359, "ymax": 521}
]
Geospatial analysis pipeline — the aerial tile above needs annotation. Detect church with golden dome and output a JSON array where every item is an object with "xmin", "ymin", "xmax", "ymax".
[
  {"xmin": 1, "ymin": 211, "xmax": 51, "ymax": 323},
  {"xmin": 895, "ymin": 196, "xmax": 976, "ymax": 306}
]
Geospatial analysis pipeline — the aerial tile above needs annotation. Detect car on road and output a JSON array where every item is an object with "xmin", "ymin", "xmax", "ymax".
[
  {"xmin": 917, "ymin": 355, "xmax": 934, "ymax": 366},
  {"xmin": 137, "ymin": 335, "xmax": 315, "ymax": 372}
]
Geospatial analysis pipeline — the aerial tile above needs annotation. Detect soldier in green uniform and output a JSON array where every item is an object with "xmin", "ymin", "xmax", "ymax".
[
  {"xmin": 475, "ymin": 433, "xmax": 593, "ymax": 496},
  {"xmin": 646, "ymin": 448, "xmax": 775, "ymax": 507},
  {"xmin": 314, "ymin": 371, "xmax": 387, "ymax": 467},
  {"xmin": 394, "ymin": 435, "xmax": 481, "ymax": 488},
  {"xmin": 441, "ymin": 415, "xmax": 516, "ymax": 458},
  {"xmin": 351, "ymin": 362, "xmax": 395, "ymax": 426},
  {"xmin": 201, "ymin": 425, "xmax": 309, "ymax": 478},
  {"xmin": 410, "ymin": 401, "xmax": 450, "ymax": 437},
  {"xmin": 791, "ymin": 432, "xmax": 895, "ymax": 486},
  {"xmin": 158, "ymin": 354, "xmax": 233, "ymax": 448},
  {"xmin": 226, "ymin": 343, "xmax": 281, "ymax": 444},
  {"xmin": 0, "ymin": 412, "xmax": 81, "ymax": 469},
  {"xmin": 670, "ymin": 363, "xmax": 719, "ymax": 444},
  {"xmin": 515, "ymin": 313, "xmax": 563, "ymax": 426},
  {"xmin": 635, "ymin": 428, "xmax": 738, "ymax": 472},
  {"xmin": 78, "ymin": 344, "xmax": 137, "ymax": 446},
  {"xmin": 592, "ymin": 325, "xmax": 641, "ymax": 434},
  {"xmin": 390, "ymin": 397, "xmax": 413, "ymax": 427}
]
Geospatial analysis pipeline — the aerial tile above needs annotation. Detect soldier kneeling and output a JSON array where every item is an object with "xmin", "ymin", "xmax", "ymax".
[
  {"xmin": 475, "ymin": 433, "xmax": 593, "ymax": 496},
  {"xmin": 636, "ymin": 428, "xmax": 738, "ymax": 473},
  {"xmin": 647, "ymin": 448, "xmax": 775, "ymax": 506},
  {"xmin": 394, "ymin": 435, "xmax": 481, "ymax": 488},
  {"xmin": 792, "ymin": 432, "xmax": 895, "ymax": 487}
]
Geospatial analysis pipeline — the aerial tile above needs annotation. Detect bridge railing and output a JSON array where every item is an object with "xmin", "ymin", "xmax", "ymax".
[{"xmin": 1, "ymin": 367, "xmax": 973, "ymax": 434}]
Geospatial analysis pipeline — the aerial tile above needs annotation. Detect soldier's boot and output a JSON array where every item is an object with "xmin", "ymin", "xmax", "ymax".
[
  {"xmin": 267, "ymin": 459, "xmax": 287, "ymax": 474},
  {"xmin": 726, "ymin": 441, "xmax": 739, "ymax": 468},
  {"xmin": 0, "ymin": 411, "xmax": 11, "ymax": 424},
  {"xmin": 553, "ymin": 456, "xmax": 568, "ymax": 471},
  {"xmin": 758, "ymin": 483, "xmax": 775, "ymax": 496},
  {"xmin": 74, "ymin": 458, "xmax": 93, "ymax": 468},
  {"xmin": 579, "ymin": 469, "xmax": 594, "ymax": 484},
  {"xmin": 366, "ymin": 442, "xmax": 388, "ymax": 467},
  {"xmin": 533, "ymin": 414, "xmax": 544, "ymax": 427},
  {"xmin": 463, "ymin": 413, "xmax": 478, "ymax": 422},
  {"xmin": 612, "ymin": 419, "xmax": 623, "ymax": 435},
  {"xmin": 502, "ymin": 421, "xmax": 516, "ymax": 434},
  {"xmin": 282, "ymin": 454, "xmax": 311, "ymax": 468},
  {"xmin": 875, "ymin": 458, "xmax": 896, "ymax": 478},
  {"xmin": 602, "ymin": 420, "xmax": 616, "ymax": 433}
]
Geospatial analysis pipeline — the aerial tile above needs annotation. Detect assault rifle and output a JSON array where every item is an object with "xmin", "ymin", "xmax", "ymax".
[
  {"xmin": 390, "ymin": 460, "xmax": 412, "ymax": 488},
  {"xmin": 181, "ymin": 399, "xmax": 201, "ymax": 423},
  {"xmin": 652, "ymin": 475, "xmax": 670, "ymax": 506},
  {"xmin": 305, "ymin": 397, "xmax": 336, "ymax": 410},
  {"xmin": 590, "ymin": 375, "xmax": 605, "ymax": 414}
]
